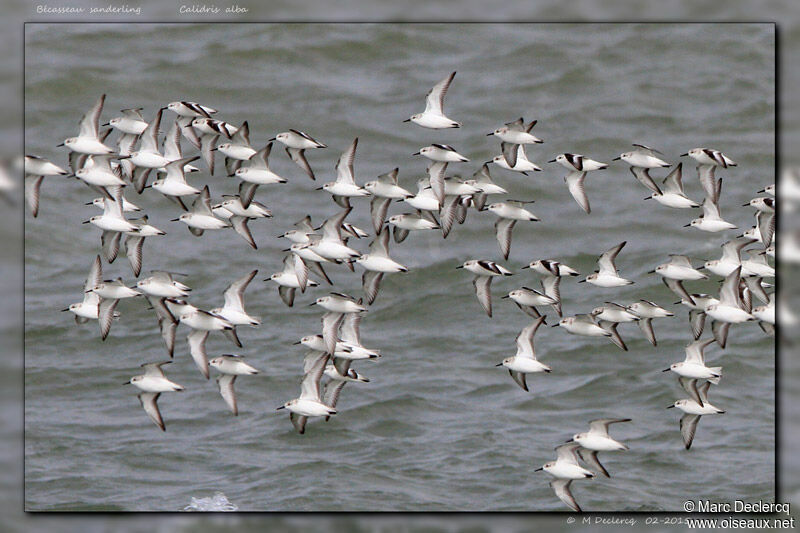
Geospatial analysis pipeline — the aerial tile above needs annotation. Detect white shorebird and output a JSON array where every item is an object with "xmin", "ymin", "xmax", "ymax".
[
  {"xmin": 404, "ymin": 71, "xmax": 461, "ymax": 129},
  {"xmin": 413, "ymin": 144, "xmax": 469, "ymax": 163},
  {"xmin": 181, "ymin": 310, "xmax": 240, "ymax": 379},
  {"xmin": 271, "ymin": 129, "xmax": 327, "ymax": 181},
  {"xmin": 741, "ymin": 250, "xmax": 775, "ymax": 278},
  {"xmin": 663, "ymin": 338, "xmax": 721, "ymax": 383},
  {"xmin": 456, "ymin": 259, "xmax": 512, "ymax": 317},
  {"xmin": 568, "ymin": 418, "xmax": 631, "ymax": 477},
  {"xmin": 503, "ymin": 285, "xmax": 557, "ymax": 318},
  {"xmin": 681, "ymin": 147, "xmax": 736, "ymax": 168},
  {"xmin": 129, "ymin": 108, "xmax": 169, "ymax": 192},
  {"xmin": 489, "ymin": 144, "xmax": 541, "ymax": 174},
  {"xmin": 555, "ymin": 313, "xmax": 611, "ymax": 340},
  {"xmin": 173, "ymin": 185, "xmax": 230, "ymax": 236},
  {"xmin": 522, "ymin": 259, "xmax": 579, "ymax": 317},
  {"xmin": 84, "ymin": 187, "xmax": 139, "ymax": 234},
  {"xmin": 216, "ymin": 121, "xmax": 257, "ymax": 176},
  {"xmin": 404, "ymin": 176, "xmax": 443, "ymax": 213},
  {"xmin": 626, "ymin": 300, "xmax": 673, "ymax": 346},
  {"xmin": 320, "ymin": 137, "xmax": 368, "ymax": 207},
  {"xmin": 587, "ymin": 305, "xmax": 630, "ymax": 351},
  {"xmin": 337, "ymin": 311, "xmax": 381, "ymax": 360},
  {"xmin": 124, "ymin": 361, "xmax": 184, "ymax": 431},
  {"xmin": 192, "ymin": 117, "xmax": 236, "ymax": 175},
  {"xmin": 167, "ymin": 100, "xmax": 217, "ymax": 147},
  {"xmin": 209, "ymin": 354, "xmax": 259, "ymax": 416},
  {"xmin": 705, "ymin": 266, "xmax": 752, "ymax": 347},
  {"xmin": 366, "ymin": 168, "xmax": 412, "ymax": 233},
  {"xmin": 487, "ymin": 200, "xmax": 539, "ymax": 260},
  {"xmin": 613, "ymin": 144, "xmax": 669, "ymax": 193},
  {"xmin": 158, "ymin": 120, "xmax": 200, "ymax": 174},
  {"xmin": 312, "ymin": 292, "xmax": 367, "ymax": 314},
  {"xmin": 686, "ymin": 194, "xmax": 736, "ymax": 233},
  {"xmin": 74, "ymin": 154, "xmax": 127, "ymax": 189},
  {"xmin": 668, "ymin": 377, "xmax": 725, "ymax": 449},
  {"xmin": 58, "ymin": 94, "xmax": 114, "ymax": 155},
  {"xmin": 137, "ymin": 270, "xmax": 190, "ymax": 299},
  {"xmin": 580, "ymin": 241, "xmax": 633, "ymax": 287},
  {"xmin": 231, "ymin": 143, "xmax": 287, "ymax": 206},
  {"xmin": 488, "ymin": 117, "xmax": 542, "ymax": 167},
  {"xmin": 151, "ymin": 155, "xmax": 202, "ymax": 207},
  {"xmin": 210, "ymin": 270, "xmax": 260, "ymax": 327},
  {"xmin": 308, "ymin": 207, "xmax": 361, "ymax": 262},
  {"xmin": 287, "ymin": 241, "xmax": 332, "ymax": 286},
  {"xmin": 548, "ymin": 153, "xmax": 607, "ymax": 172},
  {"xmin": 703, "ymin": 237, "xmax": 750, "ymax": 277},
  {"xmin": 651, "ymin": 254, "xmax": 707, "ymax": 281},
  {"xmin": 277, "ymin": 351, "xmax": 335, "ymax": 434},
  {"xmin": 62, "ymin": 255, "xmax": 118, "ymax": 340},
  {"xmin": 24, "ymin": 155, "xmax": 69, "ymax": 217},
  {"xmin": 646, "ymin": 163, "xmax": 700, "ymax": 209},
  {"xmin": 387, "ymin": 210, "xmax": 441, "ymax": 243},
  {"xmin": 356, "ymin": 226, "xmax": 408, "ymax": 304},
  {"xmin": 322, "ymin": 359, "xmax": 369, "ymax": 421},
  {"xmin": 104, "ymin": 107, "xmax": 148, "ymax": 136},
  {"xmin": 535, "ymin": 443, "xmax": 594, "ymax": 512},
  {"xmin": 496, "ymin": 316, "xmax": 550, "ymax": 392},
  {"xmin": 465, "ymin": 163, "xmax": 507, "ymax": 211},
  {"xmin": 88, "ymin": 191, "xmax": 141, "ymax": 213},
  {"xmin": 268, "ymin": 254, "xmax": 319, "ymax": 307}
]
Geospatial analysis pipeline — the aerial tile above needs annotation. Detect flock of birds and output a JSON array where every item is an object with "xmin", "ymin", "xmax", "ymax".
[{"xmin": 25, "ymin": 71, "xmax": 776, "ymax": 511}]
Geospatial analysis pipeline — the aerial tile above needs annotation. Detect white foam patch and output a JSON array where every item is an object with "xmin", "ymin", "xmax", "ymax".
[{"xmin": 183, "ymin": 491, "xmax": 238, "ymax": 512}]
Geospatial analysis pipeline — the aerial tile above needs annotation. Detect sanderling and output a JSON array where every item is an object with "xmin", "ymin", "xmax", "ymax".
[
  {"xmin": 488, "ymin": 117, "xmax": 542, "ymax": 168},
  {"xmin": 668, "ymin": 377, "xmax": 725, "ymax": 449},
  {"xmin": 663, "ymin": 338, "xmax": 721, "ymax": 384},
  {"xmin": 271, "ymin": 129, "xmax": 326, "ymax": 181},
  {"xmin": 58, "ymin": 94, "xmax": 114, "ymax": 155},
  {"xmin": 568, "ymin": 418, "xmax": 631, "ymax": 478},
  {"xmin": 548, "ymin": 153, "xmax": 607, "ymax": 172},
  {"xmin": 209, "ymin": 354, "xmax": 259, "ymax": 416},
  {"xmin": 62, "ymin": 255, "xmax": 116, "ymax": 339},
  {"xmin": 466, "ymin": 163, "xmax": 507, "ymax": 211},
  {"xmin": 124, "ymin": 361, "xmax": 184, "ymax": 431},
  {"xmin": 413, "ymin": 144, "xmax": 469, "ymax": 163},
  {"xmin": 554, "ymin": 313, "xmax": 611, "ymax": 340},
  {"xmin": 587, "ymin": 306, "xmax": 629, "ymax": 351},
  {"xmin": 84, "ymin": 187, "xmax": 138, "ymax": 234},
  {"xmin": 320, "ymin": 138, "xmax": 368, "ymax": 207},
  {"xmin": 151, "ymin": 155, "xmax": 203, "ymax": 204},
  {"xmin": 758, "ymin": 184, "xmax": 775, "ymax": 196},
  {"xmin": 404, "ymin": 177, "xmax": 442, "ymax": 213},
  {"xmin": 322, "ymin": 359, "xmax": 369, "ymax": 421},
  {"xmin": 613, "ymin": 143, "xmax": 670, "ymax": 169},
  {"xmin": 456, "ymin": 259, "xmax": 512, "ymax": 317},
  {"xmin": 646, "ymin": 163, "xmax": 700, "ymax": 209},
  {"xmin": 210, "ymin": 270, "xmax": 261, "ymax": 327},
  {"xmin": 705, "ymin": 266, "xmax": 753, "ymax": 324},
  {"xmin": 104, "ymin": 107, "xmax": 148, "ymax": 136},
  {"xmin": 580, "ymin": 241, "xmax": 633, "ymax": 287},
  {"xmin": 496, "ymin": 316, "xmax": 550, "ymax": 392},
  {"xmin": 216, "ymin": 121, "xmax": 257, "ymax": 176},
  {"xmin": 356, "ymin": 226, "xmax": 408, "ymax": 304},
  {"xmin": 24, "ymin": 155, "xmax": 69, "ymax": 217},
  {"xmin": 129, "ymin": 108, "xmax": 170, "ymax": 192},
  {"xmin": 681, "ymin": 148, "xmax": 736, "ymax": 168},
  {"xmin": 365, "ymin": 168, "xmax": 412, "ymax": 233},
  {"xmin": 167, "ymin": 101, "xmax": 217, "ymax": 118},
  {"xmin": 232, "ymin": 143, "xmax": 286, "ymax": 207},
  {"xmin": 268, "ymin": 254, "xmax": 319, "ymax": 307},
  {"xmin": 626, "ymin": 300, "xmax": 673, "ymax": 346},
  {"xmin": 651, "ymin": 254, "xmax": 707, "ymax": 281},
  {"xmin": 686, "ymin": 192, "xmax": 736, "ymax": 233},
  {"xmin": 535, "ymin": 443, "xmax": 594, "ymax": 512},
  {"xmin": 489, "ymin": 144, "xmax": 541, "ymax": 174},
  {"xmin": 277, "ymin": 351, "xmax": 335, "ymax": 434},
  {"xmin": 522, "ymin": 259, "xmax": 578, "ymax": 317},
  {"xmin": 703, "ymin": 237, "xmax": 750, "ymax": 277},
  {"xmin": 312, "ymin": 292, "xmax": 367, "ymax": 314},
  {"xmin": 173, "ymin": 185, "xmax": 229, "ymax": 236},
  {"xmin": 75, "ymin": 155, "xmax": 127, "ymax": 188},
  {"xmin": 404, "ymin": 71, "xmax": 461, "ymax": 129},
  {"xmin": 503, "ymin": 285, "xmax": 556, "ymax": 318},
  {"xmin": 308, "ymin": 207, "xmax": 361, "ymax": 262},
  {"xmin": 487, "ymin": 200, "xmax": 539, "ymax": 260},
  {"xmin": 137, "ymin": 270, "xmax": 191, "ymax": 299},
  {"xmin": 387, "ymin": 210, "xmax": 441, "ymax": 243},
  {"xmin": 159, "ymin": 120, "xmax": 200, "ymax": 174}
]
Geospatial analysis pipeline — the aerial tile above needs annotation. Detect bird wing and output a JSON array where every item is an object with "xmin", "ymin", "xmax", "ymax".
[
  {"xmin": 335, "ymin": 137, "xmax": 358, "ymax": 185},
  {"xmin": 79, "ymin": 94, "xmax": 105, "ymax": 139},
  {"xmin": 565, "ymin": 171, "xmax": 590, "ymax": 214},
  {"xmin": 680, "ymin": 414, "xmax": 701, "ymax": 450},
  {"xmin": 597, "ymin": 241, "xmax": 626, "ymax": 275},
  {"xmin": 299, "ymin": 352, "xmax": 329, "ymax": 401},
  {"xmin": 473, "ymin": 275, "xmax": 493, "ymax": 317},
  {"xmin": 216, "ymin": 374, "xmax": 238, "ymax": 415},
  {"xmin": 187, "ymin": 329, "xmax": 210, "ymax": 379},
  {"xmin": 424, "ymin": 71, "xmax": 456, "ymax": 115},
  {"xmin": 138, "ymin": 392, "xmax": 165, "ymax": 431}
]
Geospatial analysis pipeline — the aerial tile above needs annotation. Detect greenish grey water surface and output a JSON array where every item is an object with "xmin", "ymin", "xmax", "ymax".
[{"xmin": 24, "ymin": 23, "xmax": 774, "ymax": 511}]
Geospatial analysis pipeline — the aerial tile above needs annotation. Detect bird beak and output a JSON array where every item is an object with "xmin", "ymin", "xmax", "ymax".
[
  {"xmin": 412, "ymin": 151, "xmax": 420, "ymax": 156},
  {"xmin": 170, "ymin": 218, "xmax": 180, "ymax": 222},
  {"xmin": 550, "ymin": 323, "xmax": 560, "ymax": 327},
  {"xmin": 742, "ymin": 203, "xmax": 751, "ymax": 207},
  {"xmin": 210, "ymin": 147, "xmax": 217, "ymax": 152},
  {"xmin": 267, "ymin": 137, "xmax": 276, "ymax": 142},
  {"xmin": 84, "ymin": 201, "xmax": 93, "ymax": 205},
  {"xmin": 60, "ymin": 307, "xmax": 69, "ymax": 312},
  {"xmin": 611, "ymin": 156, "xmax": 621, "ymax": 161},
  {"xmin": 276, "ymin": 405, "xmax": 285, "ymax": 410},
  {"xmin": 679, "ymin": 153, "xmax": 688, "ymax": 157},
  {"xmin": 683, "ymin": 223, "xmax": 691, "ymax": 227},
  {"xmin": 662, "ymin": 368, "xmax": 671, "ymax": 372},
  {"xmin": 56, "ymin": 142, "xmax": 65, "ymax": 147},
  {"xmin": 486, "ymin": 132, "xmax": 494, "ymax": 136},
  {"xmin": 455, "ymin": 265, "xmax": 463, "ymax": 269},
  {"xmin": 578, "ymin": 279, "xmax": 586, "ymax": 283},
  {"xmin": 123, "ymin": 381, "xmax": 131, "ymax": 385},
  {"xmin": 292, "ymin": 341, "xmax": 301, "ymax": 345},
  {"xmin": 315, "ymin": 186, "xmax": 323, "ymax": 190},
  {"xmin": 534, "ymin": 467, "xmax": 543, "ymax": 472},
  {"xmin": 81, "ymin": 220, "xmax": 90, "ymax": 224},
  {"xmin": 403, "ymin": 119, "xmax": 411, "ymax": 123},
  {"xmin": 565, "ymin": 438, "xmax": 574, "ymax": 443},
  {"xmin": 309, "ymin": 302, "xmax": 317, "ymax": 306},
  {"xmin": 547, "ymin": 159, "xmax": 556, "ymax": 163},
  {"xmin": 520, "ymin": 264, "xmax": 530, "ymax": 269},
  {"xmin": 643, "ymin": 196, "xmax": 652, "ymax": 200},
  {"xmin": 501, "ymin": 295, "xmax": 510, "ymax": 299},
  {"xmin": 495, "ymin": 362, "xmax": 503, "ymax": 366},
  {"xmin": 647, "ymin": 270, "xmax": 656, "ymax": 274}
]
